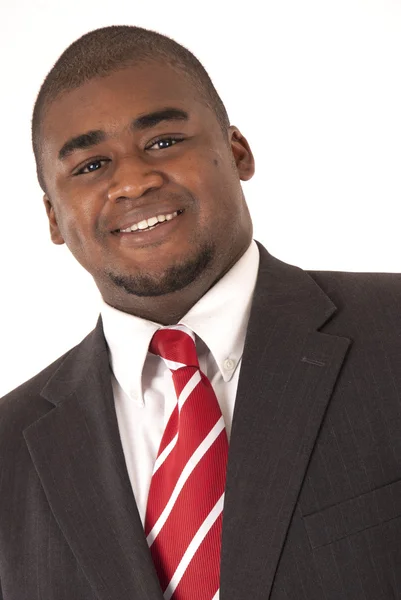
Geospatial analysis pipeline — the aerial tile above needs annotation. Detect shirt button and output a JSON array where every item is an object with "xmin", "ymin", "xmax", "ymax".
[{"xmin": 224, "ymin": 358, "xmax": 235, "ymax": 371}]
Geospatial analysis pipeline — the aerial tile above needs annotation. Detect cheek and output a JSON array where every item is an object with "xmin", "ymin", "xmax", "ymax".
[
  {"xmin": 184, "ymin": 158, "xmax": 227, "ymax": 201},
  {"xmin": 54, "ymin": 189, "xmax": 93, "ymax": 227},
  {"xmin": 53, "ymin": 202, "xmax": 93, "ymax": 250}
]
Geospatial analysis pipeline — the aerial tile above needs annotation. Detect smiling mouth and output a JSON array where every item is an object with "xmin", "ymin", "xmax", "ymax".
[{"xmin": 114, "ymin": 209, "xmax": 184, "ymax": 234}]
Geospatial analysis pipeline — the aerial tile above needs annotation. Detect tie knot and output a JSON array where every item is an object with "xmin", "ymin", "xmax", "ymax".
[{"xmin": 149, "ymin": 325, "xmax": 199, "ymax": 370}]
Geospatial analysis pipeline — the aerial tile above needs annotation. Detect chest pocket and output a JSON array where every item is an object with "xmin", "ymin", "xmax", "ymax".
[{"xmin": 302, "ymin": 479, "xmax": 401, "ymax": 600}]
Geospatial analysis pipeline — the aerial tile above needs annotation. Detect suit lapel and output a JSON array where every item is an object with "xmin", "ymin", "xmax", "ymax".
[
  {"xmin": 23, "ymin": 321, "xmax": 163, "ymax": 600},
  {"xmin": 220, "ymin": 243, "xmax": 351, "ymax": 599}
]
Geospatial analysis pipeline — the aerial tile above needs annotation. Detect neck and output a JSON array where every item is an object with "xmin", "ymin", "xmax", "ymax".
[
  {"xmin": 101, "ymin": 250, "xmax": 247, "ymax": 325},
  {"xmin": 101, "ymin": 266, "xmax": 220, "ymax": 325}
]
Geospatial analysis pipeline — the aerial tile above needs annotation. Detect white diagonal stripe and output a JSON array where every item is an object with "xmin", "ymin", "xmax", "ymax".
[
  {"xmin": 153, "ymin": 370, "xmax": 201, "ymax": 474},
  {"xmin": 211, "ymin": 591, "xmax": 220, "ymax": 600},
  {"xmin": 163, "ymin": 494, "xmax": 225, "ymax": 600},
  {"xmin": 147, "ymin": 416, "xmax": 225, "ymax": 547},
  {"xmin": 153, "ymin": 433, "xmax": 178, "ymax": 474},
  {"xmin": 178, "ymin": 370, "xmax": 201, "ymax": 411}
]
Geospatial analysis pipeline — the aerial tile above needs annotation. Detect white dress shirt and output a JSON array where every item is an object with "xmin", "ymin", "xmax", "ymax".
[{"xmin": 100, "ymin": 239, "xmax": 260, "ymax": 524}]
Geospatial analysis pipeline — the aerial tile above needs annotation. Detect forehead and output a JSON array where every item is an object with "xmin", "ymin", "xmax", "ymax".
[{"xmin": 41, "ymin": 62, "xmax": 211, "ymax": 153}]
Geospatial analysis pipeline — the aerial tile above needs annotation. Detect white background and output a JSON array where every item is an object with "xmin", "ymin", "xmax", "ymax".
[{"xmin": 1, "ymin": 0, "xmax": 400, "ymax": 396}]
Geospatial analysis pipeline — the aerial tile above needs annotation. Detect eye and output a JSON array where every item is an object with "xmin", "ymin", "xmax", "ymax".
[
  {"xmin": 146, "ymin": 136, "xmax": 184, "ymax": 151},
  {"xmin": 75, "ymin": 159, "xmax": 109, "ymax": 176}
]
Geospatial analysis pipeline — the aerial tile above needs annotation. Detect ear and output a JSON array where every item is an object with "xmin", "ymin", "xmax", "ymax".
[
  {"xmin": 228, "ymin": 126, "xmax": 255, "ymax": 181},
  {"xmin": 43, "ymin": 194, "xmax": 65, "ymax": 245}
]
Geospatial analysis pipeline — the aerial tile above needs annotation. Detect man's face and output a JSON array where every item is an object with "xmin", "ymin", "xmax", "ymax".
[{"xmin": 41, "ymin": 61, "xmax": 255, "ymax": 307}]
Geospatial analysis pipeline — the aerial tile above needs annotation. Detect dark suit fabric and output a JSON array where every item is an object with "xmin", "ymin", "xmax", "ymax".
[{"xmin": 1, "ymin": 241, "xmax": 401, "ymax": 600}]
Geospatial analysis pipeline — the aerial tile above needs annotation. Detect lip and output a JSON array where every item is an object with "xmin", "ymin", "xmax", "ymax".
[
  {"xmin": 112, "ymin": 209, "xmax": 186, "ymax": 246},
  {"xmin": 111, "ymin": 206, "xmax": 185, "ymax": 233}
]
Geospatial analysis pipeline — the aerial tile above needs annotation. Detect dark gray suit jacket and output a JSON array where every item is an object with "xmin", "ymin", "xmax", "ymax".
[{"xmin": 1, "ymin": 241, "xmax": 401, "ymax": 599}]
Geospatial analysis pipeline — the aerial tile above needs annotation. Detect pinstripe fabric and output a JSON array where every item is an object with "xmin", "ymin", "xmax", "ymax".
[
  {"xmin": 264, "ymin": 270, "xmax": 401, "ymax": 600},
  {"xmin": 145, "ymin": 325, "xmax": 228, "ymax": 600}
]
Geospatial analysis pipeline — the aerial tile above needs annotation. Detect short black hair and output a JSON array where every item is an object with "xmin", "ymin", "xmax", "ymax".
[{"xmin": 31, "ymin": 25, "xmax": 231, "ymax": 192}]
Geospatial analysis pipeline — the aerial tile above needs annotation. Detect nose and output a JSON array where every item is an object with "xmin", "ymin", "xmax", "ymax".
[{"xmin": 107, "ymin": 156, "xmax": 164, "ymax": 203}]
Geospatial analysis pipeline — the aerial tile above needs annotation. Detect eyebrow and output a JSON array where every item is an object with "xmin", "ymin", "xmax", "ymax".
[
  {"xmin": 57, "ymin": 107, "xmax": 189, "ymax": 161},
  {"xmin": 132, "ymin": 107, "xmax": 189, "ymax": 131}
]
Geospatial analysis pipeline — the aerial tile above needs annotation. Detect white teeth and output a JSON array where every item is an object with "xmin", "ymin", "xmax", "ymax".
[
  {"xmin": 147, "ymin": 216, "xmax": 158, "ymax": 227},
  {"xmin": 119, "ymin": 211, "xmax": 180, "ymax": 233}
]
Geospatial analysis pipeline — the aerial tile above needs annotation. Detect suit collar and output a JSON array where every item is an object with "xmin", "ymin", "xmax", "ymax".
[
  {"xmin": 253, "ymin": 240, "xmax": 337, "ymax": 328},
  {"xmin": 39, "ymin": 316, "xmax": 107, "ymax": 407}
]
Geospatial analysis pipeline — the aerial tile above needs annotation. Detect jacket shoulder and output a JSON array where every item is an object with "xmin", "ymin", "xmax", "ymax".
[
  {"xmin": 0, "ymin": 322, "xmax": 100, "ymax": 435},
  {"xmin": 0, "ymin": 346, "xmax": 76, "ymax": 435},
  {"xmin": 308, "ymin": 269, "xmax": 401, "ymax": 305}
]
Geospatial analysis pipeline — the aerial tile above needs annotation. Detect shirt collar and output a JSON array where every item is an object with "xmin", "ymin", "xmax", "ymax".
[{"xmin": 100, "ymin": 239, "xmax": 260, "ymax": 406}]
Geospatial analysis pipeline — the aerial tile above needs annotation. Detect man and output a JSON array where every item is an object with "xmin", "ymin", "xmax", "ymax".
[{"xmin": 1, "ymin": 24, "xmax": 401, "ymax": 600}]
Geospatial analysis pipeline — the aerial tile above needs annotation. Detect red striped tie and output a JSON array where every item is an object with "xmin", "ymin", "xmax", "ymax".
[{"xmin": 145, "ymin": 325, "xmax": 228, "ymax": 600}]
